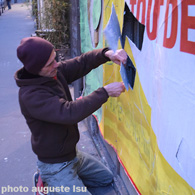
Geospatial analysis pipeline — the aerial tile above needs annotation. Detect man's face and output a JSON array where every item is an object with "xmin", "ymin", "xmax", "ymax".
[{"xmin": 39, "ymin": 49, "xmax": 59, "ymax": 77}]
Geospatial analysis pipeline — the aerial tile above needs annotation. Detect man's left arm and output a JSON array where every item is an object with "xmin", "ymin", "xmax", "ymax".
[
  {"xmin": 59, "ymin": 48, "xmax": 127, "ymax": 84},
  {"xmin": 59, "ymin": 48, "xmax": 110, "ymax": 84}
]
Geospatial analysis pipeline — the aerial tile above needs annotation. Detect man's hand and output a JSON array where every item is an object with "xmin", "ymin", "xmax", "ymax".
[
  {"xmin": 104, "ymin": 82, "xmax": 126, "ymax": 97},
  {"xmin": 105, "ymin": 49, "xmax": 127, "ymax": 65}
]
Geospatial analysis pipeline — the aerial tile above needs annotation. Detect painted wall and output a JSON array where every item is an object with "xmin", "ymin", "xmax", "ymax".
[
  {"xmin": 80, "ymin": 0, "xmax": 104, "ymax": 122},
  {"xmin": 80, "ymin": 0, "xmax": 195, "ymax": 194}
]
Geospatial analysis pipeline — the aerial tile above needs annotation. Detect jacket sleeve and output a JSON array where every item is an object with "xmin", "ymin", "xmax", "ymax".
[
  {"xmin": 59, "ymin": 48, "xmax": 110, "ymax": 84},
  {"xmin": 20, "ymin": 87, "xmax": 109, "ymax": 125}
]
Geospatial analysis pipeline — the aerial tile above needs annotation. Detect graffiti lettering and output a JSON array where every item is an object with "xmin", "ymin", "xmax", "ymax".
[
  {"xmin": 130, "ymin": 0, "xmax": 137, "ymax": 13},
  {"xmin": 127, "ymin": 0, "xmax": 195, "ymax": 54},
  {"xmin": 180, "ymin": 0, "xmax": 195, "ymax": 55},
  {"xmin": 146, "ymin": 0, "xmax": 163, "ymax": 40},
  {"xmin": 136, "ymin": 0, "xmax": 146, "ymax": 24},
  {"xmin": 163, "ymin": 0, "xmax": 178, "ymax": 49}
]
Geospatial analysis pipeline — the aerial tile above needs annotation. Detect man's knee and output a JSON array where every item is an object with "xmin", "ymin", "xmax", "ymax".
[{"xmin": 102, "ymin": 170, "xmax": 114, "ymax": 186}]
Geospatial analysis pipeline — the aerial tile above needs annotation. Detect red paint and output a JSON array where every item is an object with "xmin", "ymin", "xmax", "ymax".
[
  {"xmin": 130, "ymin": 0, "xmax": 137, "ymax": 13},
  {"xmin": 146, "ymin": 0, "xmax": 163, "ymax": 40},
  {"xmin": 126, "ymin": 0, "xmax": 195, "ymax": 54},
  {"xmin": 180, "ymin": 0, "xmax": 195, "ymax": 55},
  {"xmin": 136, "ymin": 0, "xmax": 146, "ymax": 24},
  {"xmin": 163, "ymin": 0, "xmax": 178, "ymax": 49}
]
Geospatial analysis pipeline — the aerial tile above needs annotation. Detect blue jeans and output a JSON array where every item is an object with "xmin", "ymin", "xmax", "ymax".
[
  {"xmin": 37, "ymin": 150, "xmax": 113, "ymax": 194},
  {"xmin": 7, "ymin": 0, "xmax": 11, "ymax": 9}
]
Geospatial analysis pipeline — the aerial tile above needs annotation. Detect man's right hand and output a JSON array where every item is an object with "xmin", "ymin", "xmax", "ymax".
[{"xmin": 104, "ymin": 82, "xmax": 126, "ymax": 97}]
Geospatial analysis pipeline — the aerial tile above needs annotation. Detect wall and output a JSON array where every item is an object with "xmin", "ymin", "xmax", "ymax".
[{"xmin": 80, "ymin": 0, "xmax": 195, "ymax": 194}]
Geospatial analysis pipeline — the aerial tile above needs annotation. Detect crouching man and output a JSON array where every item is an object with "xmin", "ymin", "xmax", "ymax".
[{"xmin": 14, "ymin": 37, "xmax": 127, "ymax": 194}]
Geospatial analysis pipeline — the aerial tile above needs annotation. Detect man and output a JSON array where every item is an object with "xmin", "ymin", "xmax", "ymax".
[{"xmin": 14, "ymin": 37, "xmax": 127, "ymax": 194}]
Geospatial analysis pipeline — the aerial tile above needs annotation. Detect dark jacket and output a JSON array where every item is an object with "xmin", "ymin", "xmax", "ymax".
[{"xmin": 14, "ymin": 48, "xmax": 110, "ymax": 163}]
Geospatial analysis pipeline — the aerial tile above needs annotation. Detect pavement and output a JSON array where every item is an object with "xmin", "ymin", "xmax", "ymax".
[
  {"xmin": 0, "ymin": 2, "xmax": 127, "ymax": 195},
  {"xmin": 0, "ymin": 2, "xmax": 38, "ymax": 194}
]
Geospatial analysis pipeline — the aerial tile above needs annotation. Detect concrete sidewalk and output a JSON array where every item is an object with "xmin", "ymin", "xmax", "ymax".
[
  {"xmin": 0, "ymin": 2, "xmax": 37, "ymax": 194},
  {"xmin": 0, "ymin": 3, "xmax": 129, "ymax": 195}
]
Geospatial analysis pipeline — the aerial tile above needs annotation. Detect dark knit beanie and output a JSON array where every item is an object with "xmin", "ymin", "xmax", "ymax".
[{"xmin": 17, "ymin": 37, "xmax": 54, "ymax": 75}]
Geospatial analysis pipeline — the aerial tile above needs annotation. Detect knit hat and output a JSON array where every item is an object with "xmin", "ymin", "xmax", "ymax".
[{"xmin": 17, "ymin": 37, "xmax": 54, "ymax": 75}]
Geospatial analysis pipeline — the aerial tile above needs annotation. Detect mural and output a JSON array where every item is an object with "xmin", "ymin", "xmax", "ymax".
[
  {"xmin": 80, "ymin": 0, "xmax": 104, "ymax": 122},
  {"xmin": 80, "ymin": 0, "xmax": 195, "ymax": 194}
]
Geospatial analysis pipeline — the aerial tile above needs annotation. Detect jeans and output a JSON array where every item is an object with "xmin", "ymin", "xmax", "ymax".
[
  {"xmin": 37, "ymin": 150, "xmax": 113, "ymax": 194},
  {"xmin": 7, "ymin": 0, "xmax": 11, "ymax": 9}
]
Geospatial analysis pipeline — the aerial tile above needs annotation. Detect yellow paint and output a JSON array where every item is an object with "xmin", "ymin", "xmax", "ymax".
[{"xmin": 101, "ymin": 0, "xmax": 195, "ymax": 194}]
